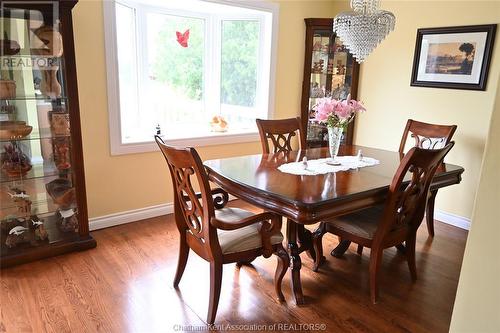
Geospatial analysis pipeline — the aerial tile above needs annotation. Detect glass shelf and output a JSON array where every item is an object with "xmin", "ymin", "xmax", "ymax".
[
  {"xmin": 0, "ymin": 160, "xmax": 71, "ymax": 184},
  {"xmin": 0, "ymin": 128, "xmax": 70, "ymax": 142},
  {"xmin": 0, "ymin": 175, "xmax": 72, "ymax": 214},
  {"xmin": 0, "ymin": 198, "xmax": 59, "ymax": 220},
  {"xmin": 0, "ymin": 96, "xmax": 68, "ymax": 102}
]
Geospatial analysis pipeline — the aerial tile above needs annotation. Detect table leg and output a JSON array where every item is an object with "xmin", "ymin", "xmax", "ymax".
[
  {"xmin": 286, "ymin": 219, "xmax": 304, "ymax": 305},
  {"xmin": 331, "ymin": 239, "xmax": 351, "ymax": 258},
  {"xmin": 297, "ymin": 225, "xmax": 316, "ymax": 261}
]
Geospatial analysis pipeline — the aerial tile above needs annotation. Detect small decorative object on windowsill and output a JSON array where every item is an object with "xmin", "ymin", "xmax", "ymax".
[
  {"xmin": 313, "ymin": 94, "xmax": 365, "ymax": 162},
  {"xmin": 210, "ymin": 116, "xmax": 228, "ymax": 132}
]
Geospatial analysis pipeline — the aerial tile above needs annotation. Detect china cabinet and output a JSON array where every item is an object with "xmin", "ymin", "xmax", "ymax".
[
  {"xmin": 300, "ymin": 18, "xmax": 360, "ymax": 148},
  {"xmin": 0, "ymin": 0, "xmax": 95, "ymax": 267}
]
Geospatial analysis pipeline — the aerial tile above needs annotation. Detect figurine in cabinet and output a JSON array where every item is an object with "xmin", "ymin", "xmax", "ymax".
[
  {"xmin": 312, "ymin": 59, "xmax": 324, "ymax": 74},
  {"xmin": 58, "ymin": 209, "xmax": 78, "ymax": 233},
  {"xmin": 52, "ymin": 137, "xmax": 71, "ymax": 171},
  {"xmin": 5, "ymin": 224, "xmax": 36, "ymax": 248},
  {"xmin": 310, "ymin": 82, "xmax": 324, "ymax": 98},
  {"xmin": 40, "ymin": 66, "xmax": 62, "ymax": 99},
  {"xmin": 31, "ymin": 25, "xmax": 64, "ymax": 57},
  {"xmin": 31, "ymin": 216, "xmax": 48, "ymax": 241},
  {"xmin": 7, "ymin": 189, "xmax": 32, "ymax": 218},
  {"xmin": 49, "ymin": 111, "xmax": 70, "ymax": 136}
]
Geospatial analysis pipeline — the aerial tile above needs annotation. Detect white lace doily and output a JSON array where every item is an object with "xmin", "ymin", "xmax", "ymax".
[{"xmin": 278, "ymin": 156, "xmax": 380, "ymax": 175}]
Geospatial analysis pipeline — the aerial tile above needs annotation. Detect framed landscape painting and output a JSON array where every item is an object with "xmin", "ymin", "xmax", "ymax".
[{"xmin": 411, "ymin": 24, "xmax": 496, "ymax": 90}]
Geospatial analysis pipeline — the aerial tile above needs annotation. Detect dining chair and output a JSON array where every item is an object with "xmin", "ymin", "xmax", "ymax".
[
  {"xmin": 399, "ymin": 119, "xmax": 457, "ymax": 236},
  {"xmin": 311, "ymin": 143, "xmax": 455, "ymax": 303},
  {"xmin": 256, "ymin": 117, "xmax": 306, "ymax": 153},
  {"xmin": 255, "ymin": 118, "xmax": 317, "ymax": 261},
  {"xmin": 155, "ymin": 136, "xmax": 289, "ymax": 324}
]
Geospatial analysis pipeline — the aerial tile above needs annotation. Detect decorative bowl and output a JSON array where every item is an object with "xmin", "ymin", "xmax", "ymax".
[
  {"xmin": 2, "ymin": 163, "xmax": 32, "ymax": 177},
  {"xmin": 0, "ymin": 121, "xmax": 33, "ymax": 140},
  {"xmin": 46, "ymin": 178, "xmax": 76, "ymax": 209}
]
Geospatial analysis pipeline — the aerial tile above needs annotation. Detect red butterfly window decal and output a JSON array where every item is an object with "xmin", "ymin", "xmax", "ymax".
[{"xmin": 176, "ymin": 29, "xmax": 190, "ymax": 48}]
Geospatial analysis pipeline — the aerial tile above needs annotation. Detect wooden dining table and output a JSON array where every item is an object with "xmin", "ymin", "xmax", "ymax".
[{"xmin": 204, "ymin": 145, "xmax": 464, "ymax": 305}]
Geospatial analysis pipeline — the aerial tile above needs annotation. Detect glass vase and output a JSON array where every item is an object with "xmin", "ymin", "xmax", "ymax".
[{"xmin": 327, "ymin": 126, "xmax": 343, "ymax": 160}]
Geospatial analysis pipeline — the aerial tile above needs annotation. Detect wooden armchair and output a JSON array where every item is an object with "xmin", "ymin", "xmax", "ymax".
[
  {"xmin": 155, "ymin": 136, "xmax": 289, "ymax": 324},
  {"xmin": 256, "ymin": 117, "xmax": 306, "ymax": 153},
  {"xmin": 399, "ymin": 119, "xmax": 457, "ymax": 236},
  {"xmin": 312, "ymin": 143, "xmax": 455, "ymax": 303}
]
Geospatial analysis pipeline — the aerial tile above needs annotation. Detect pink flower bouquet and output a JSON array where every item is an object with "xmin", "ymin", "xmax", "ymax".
[{"xmin": 314, "ymin": 94, "xmax": 366, "ymax": 129}]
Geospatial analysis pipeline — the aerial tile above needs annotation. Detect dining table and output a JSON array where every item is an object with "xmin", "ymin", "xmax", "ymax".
[{"xmin": 203, "ymin": 145, "xmax": 465, "ymax": 305}]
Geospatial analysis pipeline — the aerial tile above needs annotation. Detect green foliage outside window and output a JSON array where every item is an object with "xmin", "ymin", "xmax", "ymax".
[
  {"xmin": 150, "ymin": 18, "xmax": 259, "ymax": 107},
  {"xmin": 221, "ymin": 20, "xmax": 259, "ymax": 107}
]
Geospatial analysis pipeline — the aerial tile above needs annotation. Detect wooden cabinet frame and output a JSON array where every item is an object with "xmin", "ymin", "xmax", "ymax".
[{"xmin": 300, "ymin": 18, "xmax": 360, "ymax": 148}]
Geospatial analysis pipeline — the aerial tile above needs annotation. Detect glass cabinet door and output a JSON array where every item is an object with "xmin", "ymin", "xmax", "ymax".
[
  {"xmin": 1, "ymin": 5, "xmax": 79, "ymax": 255},
  {"xmin": 305, "ymin": 25, "xmax": 357, "ymax": 148}
]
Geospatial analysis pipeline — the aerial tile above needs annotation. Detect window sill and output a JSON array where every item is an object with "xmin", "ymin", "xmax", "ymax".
[{"xmin": 111, "ymin": 131, "xmax": 260, "ymax": 156}]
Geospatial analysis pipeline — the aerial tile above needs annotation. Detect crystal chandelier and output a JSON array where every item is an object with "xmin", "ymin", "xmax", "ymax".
[{"xmin": 333, "ymin": 0, "xmax": 395, "ymax": 63}]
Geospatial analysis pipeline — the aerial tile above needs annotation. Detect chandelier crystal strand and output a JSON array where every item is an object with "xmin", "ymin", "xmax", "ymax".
[{"xmin": 333, "ymin": 0, "xmax": 395, "ymax": 63}]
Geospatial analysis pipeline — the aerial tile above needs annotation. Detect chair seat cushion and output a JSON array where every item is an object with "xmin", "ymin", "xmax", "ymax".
[
  {"xmin": 216, "ymin": 207, "xmax": 284, "ymax": 254},
  {"xmin": 324, "ymin": 205, "xmax": 384, "ymax": 240}
]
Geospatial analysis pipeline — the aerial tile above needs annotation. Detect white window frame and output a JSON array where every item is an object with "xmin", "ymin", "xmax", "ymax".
[{"xmin": 103, "ymin": 0, "xmax": 279, "ymax": 155}]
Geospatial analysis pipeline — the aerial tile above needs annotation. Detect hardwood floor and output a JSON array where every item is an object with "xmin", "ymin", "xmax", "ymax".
[{"xmin": 0, "ymin": 201, "xmax": 467, "ymax": 332}]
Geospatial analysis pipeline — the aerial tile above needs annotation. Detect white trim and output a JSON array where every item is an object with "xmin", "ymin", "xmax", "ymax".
[
  {"xmin": 89, "ymin": 201, "xmax": 471, "ymax": 232},
  {"xmin": 112, "ymin": 132, "xmax": 261, "ymax": 155},
  {"xmin": 434, "ymin": 209, "xmax": 471, "ymax": 230},
  {"xmin": 103, "ymin": 0, "xmax": 122, "ymax": 157},
  {"xmin": 89, "ymin": 202, "xmax": 174, "ymax": 231},
  {"xmin": 89, "ymin": 195, "xmax": 239, "ymax": 231}
]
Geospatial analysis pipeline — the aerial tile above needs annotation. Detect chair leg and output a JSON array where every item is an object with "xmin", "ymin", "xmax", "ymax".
[
  {"xmin": 357, "ymin": 244, "xmax": 363, "ymax": 256},
  {"xmin": 311, "ymin": 223, "xmax": 326, "ymax": 272},
  {"xmin": 426, "ymin": 190, "xmax": 438, "ymax": 237},
  {"xmin": 369, "ymin": 248, "xmax": 384, "ymax": 304},
  {"xmin": 406, "ymin": 234, "xmax": 417, "ymax": 282},
  {"xmin": 207, "ymin": 260, "xmax": 223, "ymax": 324},
  {"xmin": 173, "ymin": 234, "xmax": 190, "ymax": 288},
  {"xmin": 274, "ymin": 244, "xmax": 289, "ymax": 302}
]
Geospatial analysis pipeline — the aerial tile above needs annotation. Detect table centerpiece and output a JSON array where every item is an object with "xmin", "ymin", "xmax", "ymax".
[{"xmin": 314, "ymin": 94, "xmax": 365, "ymax": 162}]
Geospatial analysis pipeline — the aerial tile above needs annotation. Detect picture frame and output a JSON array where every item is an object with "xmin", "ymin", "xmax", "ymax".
[{"xmin": 410, "ymin": 24, "xmax": 496, "ymax": 90}]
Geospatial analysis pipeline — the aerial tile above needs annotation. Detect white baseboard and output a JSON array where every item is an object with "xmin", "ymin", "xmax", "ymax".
[
  {"xmin": 434, "ymin": 210, "xmax": 471, "ymax": 230},
  {"xmin": 89, "ymin": 199, "xmax": 470, "ymax": 232},
  {"xmin": 89, "ymin": 203, "xmax": 174, "ymax": 231},
  {"xmin": 89, "ymin": 194, "xmax": 239, "ymax": 231}
]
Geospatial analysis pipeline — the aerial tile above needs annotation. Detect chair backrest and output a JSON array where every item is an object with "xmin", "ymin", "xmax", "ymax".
[
  {"xmin": 375, "ymin": 143, "xmax": 455, "ymax": 245},
  {"xmin": 256, "ymin": 117, "xmax": 306, "ymax": 154},
  {"xmin": 155, "ymin": 136, "xmax": 218, "ymax": 253},
  {"xmin": 399, "ymin": 119, "xmax": 457, "ymax": 154}
]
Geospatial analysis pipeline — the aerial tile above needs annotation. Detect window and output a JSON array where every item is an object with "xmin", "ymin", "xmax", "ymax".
[{"xmin": 104, "ymin": 0, "xmax": 278, "ymax": 154}]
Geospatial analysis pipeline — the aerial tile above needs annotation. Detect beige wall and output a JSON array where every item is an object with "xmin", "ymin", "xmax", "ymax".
[
  {"xmin": 74, "ymin": 0, "xmax": 499, "ymax": 220},
  {"xmin": 450, "ymin": 65, "xmax": 500, "ymax": 333},
  {"xmin": 73, "ymin": 0, "xmax": 335, "ymax": 218},
  {"xmin": 332, "ymin": 0, "xmax": 500, "ymax": 220}
]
